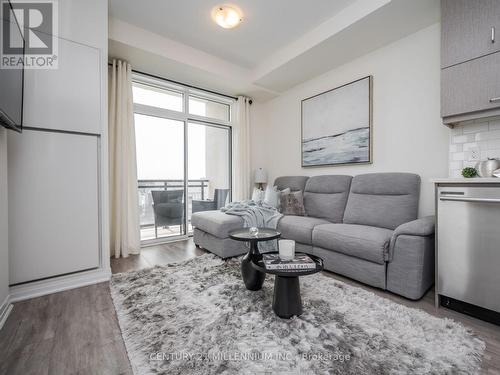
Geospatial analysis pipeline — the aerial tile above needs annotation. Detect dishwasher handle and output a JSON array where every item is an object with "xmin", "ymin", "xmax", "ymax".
[{"xmin": 440, "ymin": 196, "xmax": 500, "ymax": 203}]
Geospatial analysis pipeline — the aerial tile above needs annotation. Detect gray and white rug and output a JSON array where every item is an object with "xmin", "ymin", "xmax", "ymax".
[{"xmin": 110, "ymin": 254, "xmax": 484, "ymax": 375}]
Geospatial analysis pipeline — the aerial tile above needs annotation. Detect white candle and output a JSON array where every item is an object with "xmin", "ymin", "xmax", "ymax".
[{"xmin": 279, "ymin": 239, "xmax": 295, "ymax": 261}]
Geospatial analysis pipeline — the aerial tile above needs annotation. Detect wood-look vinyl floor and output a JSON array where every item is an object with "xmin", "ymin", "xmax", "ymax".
[{"xmin": 1, "ymin": 239, "xmax": 499, "ymax": 374}]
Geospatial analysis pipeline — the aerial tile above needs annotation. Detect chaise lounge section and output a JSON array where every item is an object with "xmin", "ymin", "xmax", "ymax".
[{"xmin": 191, "ymin": 173, "xmax": 435, "ymax": 300}]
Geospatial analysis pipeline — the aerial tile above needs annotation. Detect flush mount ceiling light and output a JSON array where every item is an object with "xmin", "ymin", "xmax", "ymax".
[{"xmin": 211, "ymin": 5, "xmax": 243, "ymax": 29}]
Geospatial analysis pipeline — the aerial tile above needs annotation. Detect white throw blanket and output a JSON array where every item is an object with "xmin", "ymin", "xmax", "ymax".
[{"xmin": 220, "ymin": 200, "xmax": 282, "ymax": 251}]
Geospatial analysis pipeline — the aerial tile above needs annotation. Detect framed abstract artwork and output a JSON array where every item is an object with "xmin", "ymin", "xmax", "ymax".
[{"xmin": 301, "ymin": 76, "xmax": 373, "ymax": 167}]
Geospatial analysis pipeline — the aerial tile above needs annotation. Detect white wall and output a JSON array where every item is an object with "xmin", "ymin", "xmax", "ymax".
[
  {"xmin": 251, "ymin": 23, "xmax": 449, "ymax": 216},
  {"xmin": 0, "ymin": 128, "xmax": 9, "ymax": 310}
]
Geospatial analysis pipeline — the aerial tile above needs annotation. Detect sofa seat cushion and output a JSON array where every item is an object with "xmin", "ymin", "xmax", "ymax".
[
  {"xmin": 191, "ymin": 210, "xmax": 243, "ymax": 238},
  {"xmin": 312, "ymin": 224, "xmax": 393, "ymax": 264},
  {"xmin": 278, "ymin": 216, "xmax": 330, "ymax": 245}
]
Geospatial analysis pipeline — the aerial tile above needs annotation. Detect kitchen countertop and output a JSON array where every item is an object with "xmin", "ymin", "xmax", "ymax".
[{"xmin": 431, "ymin": 177, "xmax": 500, "ymax": 184}]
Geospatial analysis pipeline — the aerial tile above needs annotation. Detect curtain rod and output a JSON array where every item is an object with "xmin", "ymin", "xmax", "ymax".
[{"xmin": 107, "ymin": 62, "xmax": 252, "ymax": 103}]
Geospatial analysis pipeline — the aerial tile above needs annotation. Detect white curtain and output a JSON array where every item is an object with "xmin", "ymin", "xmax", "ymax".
[
  {"xmin": 233, "ymin": 96, "xmax": 252, "ymax": 201},
  {"xmin": 108, "ymin": 59, "xmax": 140, "ymax": 258}
]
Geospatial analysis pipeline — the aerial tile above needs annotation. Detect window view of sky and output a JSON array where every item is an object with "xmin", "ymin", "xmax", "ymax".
[
  {"xmin": 133, "ymin": 82, "xmax": 230, "ymax": 241},
  {"xmin": 133, "ymin": 86, "xmax": 208, "ymax": 180},
  {"xmin": 133, "ymin": 84, "xmax": 183, "ymax": 111}
]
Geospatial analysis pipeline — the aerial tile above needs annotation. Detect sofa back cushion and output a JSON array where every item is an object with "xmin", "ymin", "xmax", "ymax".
[
  {"xmin": 343, "ymin": 173, "xmax": 420, "ymax": 230},
  {"xmin": 274, "ymin": 176, "xmax": 309, "ymax": 192},
  {"xmin": 303, "ymin": 175, "xmax": 352, "ymax": 223}
]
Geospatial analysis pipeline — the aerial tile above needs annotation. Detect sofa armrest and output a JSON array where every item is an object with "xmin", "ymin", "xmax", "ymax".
[
  {"xmin": 386, "ymin": 216, "xmax": 435, "ymax": 300},
  {"xmin": 388, "ymin": 216, "xmax": 435, "ymax": 261},
  {"xmin": 393, "ymin": 215, "xmax": 435, "ymax": 238}
]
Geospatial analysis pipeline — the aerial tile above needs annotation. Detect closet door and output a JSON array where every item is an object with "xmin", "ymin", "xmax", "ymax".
[
  {"xmin": 22, "ymin": 36, "xmax": 101, "ymax": 134},
  {"xmin": 8, "ymin": 129, "xmax": 100, "ymax": 285}
]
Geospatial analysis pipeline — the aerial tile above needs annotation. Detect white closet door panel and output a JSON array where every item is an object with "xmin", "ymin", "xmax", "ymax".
[
  {"xmin": 23, "ymin": 37, "xmax": 101, "ymax": 134},
  {"xmin": 8, "ymin": 130, "xmax": 100, "ymax": 285}
]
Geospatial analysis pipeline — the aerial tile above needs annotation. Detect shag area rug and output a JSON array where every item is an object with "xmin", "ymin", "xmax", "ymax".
[{"xmin": 110, "ymin": 254, "xmax": 484, "ymax": 375}]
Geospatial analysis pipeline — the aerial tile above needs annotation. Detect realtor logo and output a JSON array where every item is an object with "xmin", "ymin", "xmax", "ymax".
[{"xmin": 1, "ymin": 0, "xmax": 58, "ymax": 69}]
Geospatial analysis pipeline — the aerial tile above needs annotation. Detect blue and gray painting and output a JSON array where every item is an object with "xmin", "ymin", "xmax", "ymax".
[{"xmin": 302, "ymin": 127, "xmax": 369, "ymax": 166}]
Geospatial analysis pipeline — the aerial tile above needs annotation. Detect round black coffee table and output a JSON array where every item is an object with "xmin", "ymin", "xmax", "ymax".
[
  {"xmin": 228, "ymin": 228, "xmax": 280, "ymax": 291},
  {"xmin": 251, "ymin": 252, "xmax": 323, "ymax": 319}
]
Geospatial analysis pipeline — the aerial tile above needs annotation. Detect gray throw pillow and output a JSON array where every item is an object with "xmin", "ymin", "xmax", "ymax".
[{"xmin": 280, "ymin": 190, "xmax": 306, "ymax": 216}]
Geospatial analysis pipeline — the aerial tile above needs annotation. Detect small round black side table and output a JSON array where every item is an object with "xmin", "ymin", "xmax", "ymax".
[
  {"xmin": 251, "ymin": 252, "xmax": 323, "ymax": 319},
  {"xmin": 228, "ymin": 228, "xmax": 281, "ymax": 291}
]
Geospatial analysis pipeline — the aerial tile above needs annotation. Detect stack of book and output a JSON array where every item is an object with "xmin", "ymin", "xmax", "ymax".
[{"xmin": 262, "ymin": 254, "xmax": 316, "ymax": 271}]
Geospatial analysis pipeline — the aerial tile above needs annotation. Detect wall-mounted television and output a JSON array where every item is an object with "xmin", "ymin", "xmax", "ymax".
[{"xmin": 0, "ymin": 0, "xmax": 24, "ymax": 133}]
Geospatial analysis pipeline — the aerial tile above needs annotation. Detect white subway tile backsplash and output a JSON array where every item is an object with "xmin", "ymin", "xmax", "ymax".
[
  {"xmin": 488, "ymin": 139, "xmax": 500, "ymax": 149},
  {"xmin": 449, "ymin": 144, "xmax": 462, "ymax": 153},
  {"xmin": 462, "ymin": 142, "xmax": 478, "ymax": 151},
  {"xmin": 477, "ymin": 140, "xmax": 488, "ymax": 149},
  {"xmin": 452, "ymin": 134, "xmax": 475, "ymax": 144},
  {"xmin": 451, "ymin": 152, "xmax": 465, "ymax": 161},
  {"xmin": 475, "ymin": 130, "xmax": 500, "ymax": 141},
  {"xmin": 488, "ymin": 119, "xmax": 500, "ymax": 130},
  {"xmin": 464, "ymin": 151, "xmax": 477, "ymax": 162},
  {"xmin": 448, "ymin": 119, "xmax": 500, "ymax": 177},
  {"xmin": 463, "ymin": 161, "xmax": 477, "ymax": 168},
  {"xmin": 487, "ymin": 149, "xmax": 500, "ymax": 158},
  {"xmin": 463, "ymin": 123, "xmax": 489, "ymax": 134}
]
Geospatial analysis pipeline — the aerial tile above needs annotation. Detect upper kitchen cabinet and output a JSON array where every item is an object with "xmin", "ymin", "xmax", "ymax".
[
  {"xmin": 442, "ymin": 52, "xmax": 500, "ymax": 120},
  {"xmin": 441, "ymin": 0, "xmax": 500, "ymax": 69},
  {"xmin": 441, "ymin": 0, "xmax": 500, "ymax": 125}
]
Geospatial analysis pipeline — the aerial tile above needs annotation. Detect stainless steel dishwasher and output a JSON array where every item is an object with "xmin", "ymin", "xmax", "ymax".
[{"xmin": 437, "ymin": 185, "xmax": 500, "ymax": 323}]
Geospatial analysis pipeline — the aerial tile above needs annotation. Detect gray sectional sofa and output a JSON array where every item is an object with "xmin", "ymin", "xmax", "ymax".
[{"xmin": 191, "ymin": 173, "xmax": 435, "ymax": 300}]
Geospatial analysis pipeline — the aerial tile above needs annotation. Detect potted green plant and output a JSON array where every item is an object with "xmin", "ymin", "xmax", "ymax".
[{"xmin": 461, "ymin": 167, "xmax": 477, "ymax": 178}]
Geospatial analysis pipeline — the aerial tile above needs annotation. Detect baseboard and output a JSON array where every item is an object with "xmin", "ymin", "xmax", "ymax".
[
  {"xmin": 0, "ymin": 295, "xmax": 13, "ymax": 330},
  {"xmin": 440, "ymin": 295, "xmax": 500, "ymax": 326},
  {"xmin": 9, "ymin": 268, "xmax": 112, "ymax": 303}
]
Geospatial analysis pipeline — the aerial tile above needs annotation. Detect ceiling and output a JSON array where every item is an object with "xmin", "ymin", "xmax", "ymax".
[
  {"xmin": 109, "ymin": 0, "xmax": 355, "ymax": 68},
  {"xmin": 108, "ymin": 0, "xmax": 440, "ymax": 100}
]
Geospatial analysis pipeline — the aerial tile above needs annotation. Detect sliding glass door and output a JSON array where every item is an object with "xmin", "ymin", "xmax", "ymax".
[
  {"xmin": 132, "ymin": 76, "xmax": 233, "ymax": 244},
  {"xmin": 135, "ymin": 114, "xmax": 185, "ymax": 240},
  {"xmin": 187, "ymin": 122, "xmax": 231, "ymax": 232}
]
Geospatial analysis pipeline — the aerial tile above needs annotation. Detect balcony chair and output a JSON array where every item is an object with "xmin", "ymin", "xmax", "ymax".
[
  {"xmin": 151, "ymin": 189, "xmax": 185, "ymax": 238},
  {"xmin": 192, "ymin": 188, "xmax": 229, "ymax": 214}
]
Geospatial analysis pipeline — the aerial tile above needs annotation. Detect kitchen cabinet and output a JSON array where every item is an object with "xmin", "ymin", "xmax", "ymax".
[
  {"xmin": 441, "ymin": 52, "xmax": 500, "ymax": 120},
  {"xmin": 441, "ymin": 0, "xmax": 500, "ymax": 125},
  {"xmin": 441, "ymin": 0, "xmax": 500, "ymax": 69}
]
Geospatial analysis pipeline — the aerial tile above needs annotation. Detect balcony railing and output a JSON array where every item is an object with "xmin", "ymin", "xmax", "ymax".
[{"xmin": 138, "ymin": 179, "xmax": 209, "ymax": 231}]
